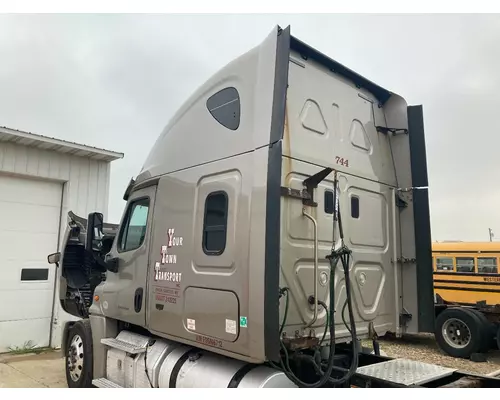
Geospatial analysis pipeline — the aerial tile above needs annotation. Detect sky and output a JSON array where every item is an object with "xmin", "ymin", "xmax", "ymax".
[{"xmin": 0, "ymin": 13, "xmax": 498, "ymax": 241}]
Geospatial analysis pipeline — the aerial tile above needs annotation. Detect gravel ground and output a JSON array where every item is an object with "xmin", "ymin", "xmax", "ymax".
[{"xmin": 362, "ymin": 333, "xmax": 500, "ymax": 375}]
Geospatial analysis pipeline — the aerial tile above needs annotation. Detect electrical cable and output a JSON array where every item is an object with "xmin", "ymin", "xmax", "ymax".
[
  {"xmin": 342, "ymin": 299, "xmax": 351, "ymax": 334},
  {"xmin": 144, "ymin": 339, "xmax": 154, "ymax": 388}
]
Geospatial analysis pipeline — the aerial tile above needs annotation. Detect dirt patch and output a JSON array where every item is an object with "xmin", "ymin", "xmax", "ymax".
[{"xmin": 363, "ymin": 333, "xmax": 500, "ymax": 375}]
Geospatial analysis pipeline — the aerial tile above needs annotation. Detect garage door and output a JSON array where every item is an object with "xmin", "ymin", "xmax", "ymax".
[{"xmin": 0, "ymin": 175, "xmax": 62, "ymax": 353}]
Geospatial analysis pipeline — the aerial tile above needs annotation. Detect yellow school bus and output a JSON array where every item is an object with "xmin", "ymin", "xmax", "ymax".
[{"xmin": 432, "ymin": 241, "xmax": 500, "ymax": 306}]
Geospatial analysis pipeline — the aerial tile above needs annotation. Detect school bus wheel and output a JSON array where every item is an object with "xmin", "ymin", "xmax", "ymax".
[{"xmin": 435, "ymin": 307, "xmax": 485, "ymax": 359}]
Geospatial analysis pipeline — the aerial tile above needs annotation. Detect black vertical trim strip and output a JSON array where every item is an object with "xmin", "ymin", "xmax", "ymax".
[
  {"xmin": 408, "ymin": 105, "xmax": 434, "ymax": 332},
  {"xmin": 413, "ymin": 188, "xmax": 434, "ymax": 332},
  {"xmin": 408, "ymin": 105, "xmax": 429, "ymax": 188},
  {"xmin": 269, "ymin": 26, "xmax": 291, "ymax": 145},
  {"xmin": 264, "ymin": 25, "xmax": 290, "ymax": 362},
  {"xmin": 264, "ymin": 142, "xmax": 283, "ymax": 362}
]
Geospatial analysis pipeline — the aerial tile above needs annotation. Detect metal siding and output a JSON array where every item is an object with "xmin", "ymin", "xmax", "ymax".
[{"xmin": 0, "ymin": 141, "xmax": 114, "ymax": 349}]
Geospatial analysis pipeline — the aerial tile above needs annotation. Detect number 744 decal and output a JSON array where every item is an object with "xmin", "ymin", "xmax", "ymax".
[{"xmin": 335, "ymin": 156, "xmax": 349, "ymax": 167}]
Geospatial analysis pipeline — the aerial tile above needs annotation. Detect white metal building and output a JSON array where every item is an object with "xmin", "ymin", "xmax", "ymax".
[{"xmin": 0, "ymin": 125, "xmax": 123, "ymax": 353}]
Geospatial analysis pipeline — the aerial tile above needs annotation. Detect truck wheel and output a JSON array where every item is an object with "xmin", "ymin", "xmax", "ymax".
[
  {"xmin": 435, "ymin": 307, "xmax": 483, "ymax": 359},
  {"xmin": 65, "ymin": 319, "xmax": 93, "ymax": 388},
  {"xmin": 467, "ymin": 308, "xmax": 495, "ymax": 352}
]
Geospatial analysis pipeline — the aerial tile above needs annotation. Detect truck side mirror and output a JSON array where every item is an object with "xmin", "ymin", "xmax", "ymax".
[
  {"xmin": 47, "ymin": 252, "xmax": 61, "ymax": 264},
  {"xmin": 86, "ymin": 212, "xmax": 104, "ymax": 252},
  {"xmin": 105, "ymin": 257, "xmax": 119, "ymax": 273}
]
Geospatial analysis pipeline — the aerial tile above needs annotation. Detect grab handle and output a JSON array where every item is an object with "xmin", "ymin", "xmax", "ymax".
[{"xmin": 302, "ymin": 207, "xmax": 318, "ymax": 328}]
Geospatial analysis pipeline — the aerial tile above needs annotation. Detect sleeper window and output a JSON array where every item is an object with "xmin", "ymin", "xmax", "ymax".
[
  {"xmin": 324, "ymin": 190, "xmax": 334, "ymax": 214},
  {"xmin": 203, "ymin": 191, "xmax": 228, "ymax": 255},
  {"xmin": 206, "ymin": 87, "xmax": 241, "ymax": 130},
  {"xmin": 118, "ymin": 198, "xmax": 150, "ymax": 252},
  {"xmin": 351, "ymin": 196, "xmax": 359, "ymax": 219}
]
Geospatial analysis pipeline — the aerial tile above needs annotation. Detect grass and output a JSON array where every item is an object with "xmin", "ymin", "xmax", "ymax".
[{"xmin": 7, "ymin": 340, "xmax": 52, "ymax": 355}]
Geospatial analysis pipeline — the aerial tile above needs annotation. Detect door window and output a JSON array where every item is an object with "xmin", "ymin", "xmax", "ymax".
[{"xmin": 118, "ymin": 198, "xmax": 150, "ymax": 252}]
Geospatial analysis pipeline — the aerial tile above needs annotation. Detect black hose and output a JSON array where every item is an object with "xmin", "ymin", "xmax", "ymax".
[
  {"xmin": 273, "ymin": 176, "xmax": 359, "ymax": 387},
  {"xmin": 317, "ymin": 300, "xmax": 329, "ymax": 346},
  {"xmin": 316, "ymin": 181, "xmax": 359, "ymax": 385},
  {"xmin": 279, "ymin": 287, "xmax": 290, "ymax": 336},
  {"xmin": 276, "ymin": 252, "xmax": 339, "ymax": 388}
]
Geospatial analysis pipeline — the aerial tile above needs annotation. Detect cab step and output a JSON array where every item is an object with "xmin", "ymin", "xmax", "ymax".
[
  {"xmin": 100, "ymin": 338, "xmax": 147, "ymax": 354},
  {"xmin": 355, "ymin": 358, "xmax": 457, "ymax": 386},
  {"xmin": 92, "ymin": 378, "xmax": 124, "ymax": 388}
]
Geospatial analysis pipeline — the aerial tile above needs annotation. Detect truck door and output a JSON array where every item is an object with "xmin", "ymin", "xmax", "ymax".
[{"xmin": 96, "ymin": 185, "xmax": 157, "ymax": 327}]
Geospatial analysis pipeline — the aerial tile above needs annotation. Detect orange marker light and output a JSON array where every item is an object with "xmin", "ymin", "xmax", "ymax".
[{"xmin": 94, "ymin": 295, "xmax": 100, "ymax": 302}]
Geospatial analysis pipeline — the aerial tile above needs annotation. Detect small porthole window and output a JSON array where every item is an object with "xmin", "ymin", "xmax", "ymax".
[
  {"xmin": 324, "ymin": 190, "xmax": 334, "ymax": 214},
  {"xmin": 206, "ymin": 87, "xmax": 241, "ymax": 131},
  {"xmin": 351, "ymin": 196, "xmax": 359, "ymax": 219}
]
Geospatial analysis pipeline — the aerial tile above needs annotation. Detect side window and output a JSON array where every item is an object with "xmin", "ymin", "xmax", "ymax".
[
  {"xmin": 351, "ymin": 196, "xmax": 360, "ymax": 219},
  {"xmin": 203, "ymin": 191, "xmax": 228, "ymax": 255},
  {"xmin": 456, "ymin": 257, "xmax": 475, "ymax": 273},
  {"xmin": 324, "ymin": 190, "xmax": 334, "ymax": 214},
  {"xmin": 478, "ymin": 257, "xmax": 498, "ymax": 274},
  {"xmin": 118, "ymin": 198, "xmax": 150, "ymax": 252},
  {"xmin": 206, "ymin": 87, "xmax": 240, "ymax": 130},
  {"xmin": 436, "ymin": 257, "xmax": 453, "ymax": 272}
]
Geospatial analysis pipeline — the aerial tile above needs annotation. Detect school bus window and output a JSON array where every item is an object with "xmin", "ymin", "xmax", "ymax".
[
  {"xmin": 436, "ymin": 257, "xmax": 453, "ymax": 271},
  {"xmin": 477, "ymin": 257, "xmax": 498, "ymax": 274},
  {"xmin": 456, "ymin": 257, "xmax": 475, "ymax": 273}
]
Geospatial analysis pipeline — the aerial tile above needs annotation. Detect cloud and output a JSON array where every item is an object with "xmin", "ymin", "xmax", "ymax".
[{"xmin": 0, "ymin": 13, "xmax": 499, "ymax": 241}]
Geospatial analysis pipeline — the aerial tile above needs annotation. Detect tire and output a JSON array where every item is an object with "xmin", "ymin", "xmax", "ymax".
[
  {"xmin": 467, "ymin": 308, "xmax": 495, "ymax": 352},
  {"xmin": 65, "ymin": 319, "xmax": 94, "ymax": 388},
  {"xmin": 434, "ymin": 307, "xmax": 484, "ymax": 359}
]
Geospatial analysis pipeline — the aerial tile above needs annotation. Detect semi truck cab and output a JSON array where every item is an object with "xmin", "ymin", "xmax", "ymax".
[{"xmin": 47, "ymin": 25, "xmax": 500, "ymax": 389}]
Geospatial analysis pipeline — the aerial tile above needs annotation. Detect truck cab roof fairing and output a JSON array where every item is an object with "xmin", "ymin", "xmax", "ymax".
[
  {"xmin": 289, "ymin": 35, "xmax": 393, "ymax": 105},
  {"xmin": 135, "ymin": 25, "xmax": 397, "ymax": 189}
]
